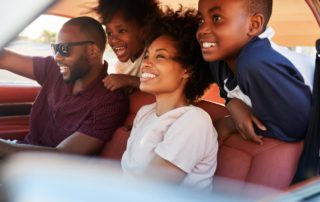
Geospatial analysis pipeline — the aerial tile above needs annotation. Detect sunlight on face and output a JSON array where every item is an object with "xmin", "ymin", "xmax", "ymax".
[{"xmin": 140, "ymin": 35, "xmax": 188, "ymax": 96}]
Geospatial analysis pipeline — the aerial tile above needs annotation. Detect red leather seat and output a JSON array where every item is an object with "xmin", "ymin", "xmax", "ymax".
[
  {"xmin": 216, "ymin": 134, "xmax": 303, "ymax": 190},
  {"xmin": 100, "ymin": 90, "xmax": 155, "ymax": 159},
  {"xmin": 196, "ymin": 98, "xmax": 303, "ymax": 190}
]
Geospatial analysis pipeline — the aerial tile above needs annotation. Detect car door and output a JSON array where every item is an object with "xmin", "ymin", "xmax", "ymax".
[{"xmin": 0, "ymin": 83, "xmax": 40, "ymax": 140}]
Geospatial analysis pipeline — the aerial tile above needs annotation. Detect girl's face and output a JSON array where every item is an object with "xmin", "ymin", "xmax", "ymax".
[
  {"xmin": 105, "ymin": 11, "xmax": 145, "ymax": 62},
  {"xmin": 140, "ymin": 35, "xmax": 189, "ymax": 96}
]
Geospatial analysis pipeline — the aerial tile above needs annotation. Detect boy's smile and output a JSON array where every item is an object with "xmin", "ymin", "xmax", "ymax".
[
  {"xmin": 199, "ymin": 39, "xmax": 218, "ymax": 57},
  {"xmin": 202, "ymin": 42, "xmax": 217, "ymax": 49},
  {"xmin": 196, "ymin": 0, "xmax": 253, "ymax": 68}
]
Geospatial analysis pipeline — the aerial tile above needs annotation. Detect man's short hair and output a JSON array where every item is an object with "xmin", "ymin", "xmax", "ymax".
[{"xmin": 64, "ymin": 16, "xmax": 106, "ymax": 52}]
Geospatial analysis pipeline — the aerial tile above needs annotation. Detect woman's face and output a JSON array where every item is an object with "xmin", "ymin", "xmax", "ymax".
[{"xmin": 139, "ymin": 35, "xmax": 189, "ymax": 96}]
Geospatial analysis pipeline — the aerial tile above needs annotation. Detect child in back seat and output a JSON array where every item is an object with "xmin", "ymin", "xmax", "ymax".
[
  {"xmin": 94, "ymin": 0, "xmax": 163, "ymax": 91},
  {"xmin": 196, "ymin": 0, "xmax": 314, "ymax": 143}
]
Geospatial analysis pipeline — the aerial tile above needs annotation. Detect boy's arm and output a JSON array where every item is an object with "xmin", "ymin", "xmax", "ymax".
[
  {"xmin": 103, "ymin": 74, "xmax": 140, "ymax": 91},
  {"xmin": 226, "ymin": 98, "xmax": 266, "ymax": 144},
  {"xmin": 0, "ymin": 49, "xmax": 35, "ymax": 80}
]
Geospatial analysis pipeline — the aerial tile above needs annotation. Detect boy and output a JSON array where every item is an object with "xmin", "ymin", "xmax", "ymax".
[{"xmin": 196, "ymin": 0, "xmax": 314, "ymax": 143}]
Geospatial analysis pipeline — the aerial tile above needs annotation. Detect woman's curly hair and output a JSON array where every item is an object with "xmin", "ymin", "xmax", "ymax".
[
  {"xmin": 145, "ymin": 7, "xmax": 213, "ymax": 102},
  {"xmin": 93, "ymin": 0, "xmax": 162, "ymax": 26}
]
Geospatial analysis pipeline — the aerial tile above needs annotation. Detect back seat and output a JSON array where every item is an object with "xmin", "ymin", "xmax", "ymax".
[
  {"xmin": 100, "ymin": 89, "xmax": 303, "ymax": 190},
  {"xmin": 0, "ymin": 88, "xmax": 303, "ymax": 190}
]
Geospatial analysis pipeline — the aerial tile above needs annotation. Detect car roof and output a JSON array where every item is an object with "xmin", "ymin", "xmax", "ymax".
[
  {"xmin": 0, "ymin": 0, "xmax": 55, "ymax": 49},
  {"xmin": 46, "ymin": 0, "xmax": 320, "ymax": 47}
]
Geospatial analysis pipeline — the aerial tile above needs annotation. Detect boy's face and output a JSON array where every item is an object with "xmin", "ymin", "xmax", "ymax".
[
  {"xmin": 105, "ymin": 11, "xmax": 145, "ymax": 63},
  {"xmin": 196, "ymin": 0, "xmax": 252, "ymax": 65}
]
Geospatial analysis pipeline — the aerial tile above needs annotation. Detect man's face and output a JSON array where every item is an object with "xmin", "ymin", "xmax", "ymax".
[
  {"xmin": 196, "ymin": 0, "xmax": 252, "ymax": 65},
  {"xmin": 105, "ymin": 11, "xmax": 145, "ymax": 62},
  {"xmin": 53, "ymin": 25, "xmax": 91, "ymax": 84}
]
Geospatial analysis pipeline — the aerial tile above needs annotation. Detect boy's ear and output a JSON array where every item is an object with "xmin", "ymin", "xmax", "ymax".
[{"xmin": 248, "ymin": 13, "xmax": 265, "ymax": 36}]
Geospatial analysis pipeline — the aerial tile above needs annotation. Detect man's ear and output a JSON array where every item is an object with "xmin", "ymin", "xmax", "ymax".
[
  {"xmin": 88, "ymin": 44, "xmax": 99, "ymax": 59},
  {"xmin": 248, "ymin": 13, "xmax": 265, "ymax": 36}
]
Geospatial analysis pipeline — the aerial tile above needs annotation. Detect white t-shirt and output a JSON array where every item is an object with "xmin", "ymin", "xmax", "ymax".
[
  {"xmin": 121, "ymin": 103, "xmax": 218, "ymax": 191},
  {"xmin": 114, "ymin": 51, "xmax": 144, "ymax": 76}
]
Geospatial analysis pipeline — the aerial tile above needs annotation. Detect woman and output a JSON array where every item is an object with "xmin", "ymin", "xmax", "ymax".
[{"xmin": 121, "ymin": 7, "xmax": 218, "ymax": 191}]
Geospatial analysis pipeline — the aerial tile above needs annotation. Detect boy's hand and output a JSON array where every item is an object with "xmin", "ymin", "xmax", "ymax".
[
  {"xmin": 102, "ymin": 74, "xmax": 139, "ymax": 91},
  {"xmin": 227, "ymin": 98, "xmax": 266, "ymax": 144}
]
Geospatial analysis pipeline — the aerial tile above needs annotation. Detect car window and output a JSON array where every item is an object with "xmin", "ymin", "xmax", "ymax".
[
  {"xmin": 0, "ymin": 14, "xmax": 118, "ymax": 85},
  {"xmin": 0, "ymin": 15, "xmax": 67, "ymax": 85}
]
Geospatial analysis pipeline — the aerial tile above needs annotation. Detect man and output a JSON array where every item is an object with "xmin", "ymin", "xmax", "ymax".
[{"xmin": 0, "ymin": 16, "xmax": 128, "ymax": 157}]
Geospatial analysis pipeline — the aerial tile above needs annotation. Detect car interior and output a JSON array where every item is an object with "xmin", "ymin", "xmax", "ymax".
[{"xmin": 0, "ymin": 0, "xmax": 319, "ymax": 200}]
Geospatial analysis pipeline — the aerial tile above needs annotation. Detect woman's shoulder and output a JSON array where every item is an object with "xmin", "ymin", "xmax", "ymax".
[
  {"xmin": 176, "ymin": 105, "xmax": 213, "ymax": 124},
  {"xmin": 135, "ymin": 103, "xmax": 156, "ymax": 118}
]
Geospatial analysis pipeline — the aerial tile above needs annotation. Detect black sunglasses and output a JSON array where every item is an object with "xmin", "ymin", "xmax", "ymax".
[{"xmin": 51, "ymin": 41, "xmax": 94, "ymax": 57}]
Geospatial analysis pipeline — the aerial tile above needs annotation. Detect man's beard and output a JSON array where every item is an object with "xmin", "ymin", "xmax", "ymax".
[{"xmin": 64, "ymin": 55, "xmax": 90, "ymax": 84}]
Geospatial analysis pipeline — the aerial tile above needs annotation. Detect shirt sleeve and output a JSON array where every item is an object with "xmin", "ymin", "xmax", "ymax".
[
  {"xmin": 33, "ymin": 56, "xmax": 56, "ymax": 86},
  {"xmin": 237, "ymin": 40, "xmax": 312, "ymax": 140},
  {"xmin": 154, "ymin": 108, "xmax": 218, "ymax": 173}
]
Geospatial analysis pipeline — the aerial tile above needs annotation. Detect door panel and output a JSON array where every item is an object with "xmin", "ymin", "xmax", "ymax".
[{"xmin": 0, "ymin": 85, "xmax": 40, "ymax": 140}]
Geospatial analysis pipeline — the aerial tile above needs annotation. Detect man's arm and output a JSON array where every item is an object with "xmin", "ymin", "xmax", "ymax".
[
  {"xmin": 56, "ymin": 131, "xmax": 104, "ymax": 155},
  {"xmin": 0, "ymin": 131, "xmax": 104, "ymax": 158},
  {"xmin": 0, "ymin": 49, "xmax": 35, "ymax": 80}
]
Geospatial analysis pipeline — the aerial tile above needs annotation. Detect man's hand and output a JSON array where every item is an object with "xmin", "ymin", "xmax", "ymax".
[
  {"xmin": 102, "ymin": 74, "xmax": 139, "ymax": 91},
  {"xmin": 227, "ymin": 98, "xmax": 266, "ymax": 144}
]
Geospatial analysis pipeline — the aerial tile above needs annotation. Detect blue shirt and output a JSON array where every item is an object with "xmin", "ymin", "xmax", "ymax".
[{"xmin": 210, "ymin": 28, "xmax": 314, "ymax": 141}]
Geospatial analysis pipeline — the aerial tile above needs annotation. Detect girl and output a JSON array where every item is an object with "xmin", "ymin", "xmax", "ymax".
[{"xmin": 94, "ymin": 0, "xmax": 163, "ymax": 91}]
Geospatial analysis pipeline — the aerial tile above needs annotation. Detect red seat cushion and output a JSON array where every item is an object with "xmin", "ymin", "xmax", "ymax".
[
  {"xmin": 216, "ymin": 133, "xmax": 303, "ymax": 189},
  {"xmin": 100, "ymin": 127, "xmax": 131, "ymax": 160},
  {"xmin": 123, "ymin": 90, "xmax": 155, "ymax": 128},
  {"xmin": 100, "ymin": 90, "xmax": 155, "ymax": 159},
  {"xmin": 195, "ymin": 100, "xmax": 229, "ymax": 122}
]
